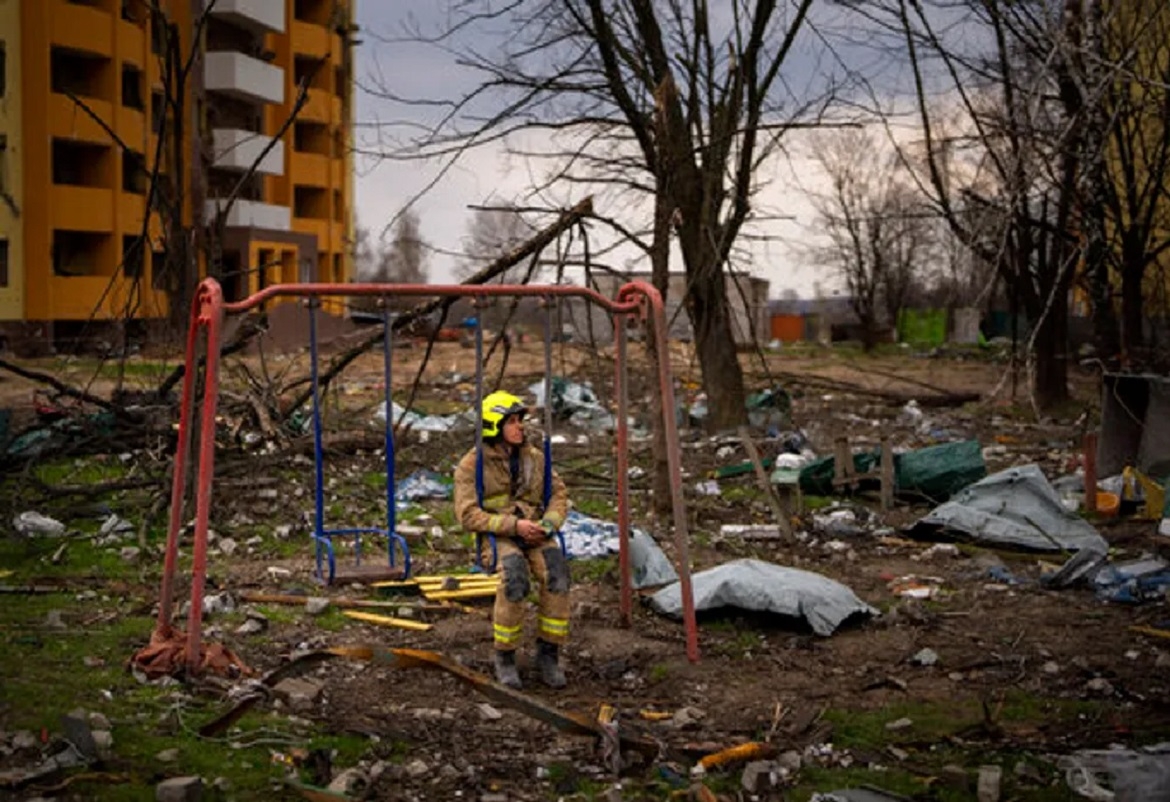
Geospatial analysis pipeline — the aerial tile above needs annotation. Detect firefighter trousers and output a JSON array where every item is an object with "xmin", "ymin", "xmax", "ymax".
[{"xmin": 487, "ymin": 536, "xmax": 570, "ymax": 651}]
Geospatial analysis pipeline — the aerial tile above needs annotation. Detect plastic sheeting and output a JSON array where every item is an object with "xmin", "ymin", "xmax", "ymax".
[
  {"xmin": 559, "ymin": 510, "xmax": 678, "ymax": 589},
  {"xmin": 909, "ymin": 464, "xmax": 1108, "ymax": 553},
  {"xmin": 373, "ymin": 401, "xmax": 472, "ymax": 433},
  {"xmin": 649, "ymin": 558, "xmax": 877, "ymax": 636},
  {"xmin": 394, "ymin": 470, "xmax": 452, "ymax": 502},
  {"xmin": 1060, "ymin": 743, "xmax": 1170, "ymax": 801}
]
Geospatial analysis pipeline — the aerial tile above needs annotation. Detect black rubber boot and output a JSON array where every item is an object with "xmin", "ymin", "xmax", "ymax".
[
  {"xmin": 493, "ymin": 650, "xmax": 522, "ymax": 689},
  {"xmin": 536, "ymin": 639, "xmax": 567, "ymax": 689}
]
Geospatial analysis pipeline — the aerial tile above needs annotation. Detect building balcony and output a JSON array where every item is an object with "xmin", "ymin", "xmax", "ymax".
[
  {"xmin": 204, "ymin": 52, "xmax": 284, "ymax": 106},
  {"xmin": 292, "ymin": 216, "xmax": 329, "ymax": 248},
  {"xmin": 52, "ymin": 186, "xmax": 115, "ymax": 232},
  {"xmin": 116, "ymin": 107, "xmax": 146, "ymax": 150},
  {"xmin": 52, "ymin": 0, "xmax": 113, "ymax": 57},
  {"xmin": 300, "ymin": 89, "xmax": 341, "ymax": 124},
  {"xmin": 205, "ymin": 198, "xmax": 291, "ymax": 231},
  {"xmin": 291, "ymin": 19, "xmax": 330, "ymax": 57},
  {"xmin": 290, "ymin": 151, "xmax": 330, "ymax": 186},
  {"xmin": 50, "ymin": 93, "xmax": 115, "ymax": 144},
  {"xmin": 119, "ymin": 194, "xmax": 147, "ymax": 229},
  {"xmin": 209, "ymin": 0, "xmax": 286, "ymax": 34},
  {"xmin": 117, "ymin": 20, "xmax": 145, "ymax": 65},
  {"xmin": 212, "ymin": 128, "xmax": 285, "ymax": 176}
]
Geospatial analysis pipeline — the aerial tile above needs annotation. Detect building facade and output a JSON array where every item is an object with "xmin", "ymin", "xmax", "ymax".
[{"xmin": 0, "ymin": 0, "xmax": 354, "ymax": 351}]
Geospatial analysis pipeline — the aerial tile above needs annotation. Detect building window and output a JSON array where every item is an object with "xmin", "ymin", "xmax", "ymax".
[
  {"xmin": 121, "ymin": 64, "xmax": 144, "ymax": 110},
  {"xmin": 0, "ymin": 240, "xmax": 8, "ymax": 288},
  {"xmin": 52, "ymin": 230, "xmax": 108, "ymax": 276},
  {"xmin": 151, "ymin": 247, "xmax": 167, "ymax": 289},
  {"xmin": 121, "ymin": 0, "xmax": 145, "ymax": 24},
  {"xmin": 150, "ymin": 14, "xmax": 165, "ymax": 56},
  {"xmin": 151, "ymin": 91, "xmax": 164, "ymax": 132},
  {"xmin": 333, "ymin": 190, "xmax": 343, "ymax": 222},
  {"xmin": 122, "ymin": 236, "xmax": 143, "ymax": 277},
  {"xmin": 294, "ymin": 186, "xmax": 329, "ymax": 220},
  {"xmin": 122, "ymin": 151, "xmax": 146, "ymax": 194},
  {"xmin": 0, "ymin": 134, "xmax": 7, "ymax": 196},
  {"xmin": 294, "ymin": 121, "xmax": 330, "ymax": 155},
  {"xmin": 51, "ymin": 48, "xmax": 112, "ymax": 101},
  {"xmin": 52, "ymin": 139, "xmax": 113, "ymax": 187}
]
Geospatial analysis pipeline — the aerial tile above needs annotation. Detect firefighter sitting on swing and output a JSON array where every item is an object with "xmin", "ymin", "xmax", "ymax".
[{"xmin": 453, "ymin": 390, "xmax": 571, "ymax": 690}]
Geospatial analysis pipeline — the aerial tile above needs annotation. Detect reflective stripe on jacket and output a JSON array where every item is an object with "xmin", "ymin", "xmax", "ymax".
[{"xmin": 453, "ymin": 442, "xmax": 568, "ymax": 535}]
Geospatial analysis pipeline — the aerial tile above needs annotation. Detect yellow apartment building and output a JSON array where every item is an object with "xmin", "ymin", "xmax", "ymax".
[{"xmin": 0, "ymin": 0, "xmax": 355, "ymax": 353}]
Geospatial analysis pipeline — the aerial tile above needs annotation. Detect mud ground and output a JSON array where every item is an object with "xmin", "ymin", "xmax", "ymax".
[{"xmin": 3, "ymin": 338, "xmax": 1168, "ymax": 800}]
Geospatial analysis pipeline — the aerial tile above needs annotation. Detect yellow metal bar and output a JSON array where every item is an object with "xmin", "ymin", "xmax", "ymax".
[
  {"xmin": 342, "ymin": 611, "xmax": 434, "ymax": 632},
  {"xmin": 424, "ymin": 587, "xmax": 500, "ymax": 601}
]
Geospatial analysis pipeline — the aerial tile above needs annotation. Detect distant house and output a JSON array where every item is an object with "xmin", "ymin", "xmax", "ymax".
[
  {"xmin": 768, "ymin": 296, "xmax": 858, "ymax": 343},
  {"xmin": 569, "ymin": 271, "xmax": 770, "ymax": 346}
]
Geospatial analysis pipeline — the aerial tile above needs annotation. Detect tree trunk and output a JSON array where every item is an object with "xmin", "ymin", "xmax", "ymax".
[
  {"xmin": 1031, "ymin": 290, "xmax": 1070, "ymax": 408},
  {"xmin": 1120, "ymin": 258, "xmax": 1146, "ymax": 360},
  {"xmin": 689, "ymin": 264, "xmax": 746, "ymax": 432}
]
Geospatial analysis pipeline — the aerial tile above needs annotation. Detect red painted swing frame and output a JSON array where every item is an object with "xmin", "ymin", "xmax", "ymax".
[{"xmin": 147, "ymin": 278, "xmax": 700, "ymax": 674}]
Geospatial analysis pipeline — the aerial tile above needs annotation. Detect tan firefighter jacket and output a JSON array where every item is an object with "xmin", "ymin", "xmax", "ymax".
[{"xmin": 453, "ymin": 441, "xmax": 569, "ymax": 537}]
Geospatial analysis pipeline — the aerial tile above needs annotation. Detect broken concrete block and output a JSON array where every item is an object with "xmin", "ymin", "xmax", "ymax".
[
  {"xmin": 218, "ymin": 538, "xmax": 238, "ymax": 556},
  {"xmin": 272, "ymin": 677, "xmax": 324, "ymax": 712},
  {"xmin": 404, "ymin": 758, "xmax": 429, "ymax": 779},
  {"xmin": 120, "ymin": 546, "xmax": 141, "ymax": 564},
  {"xmin": 885, "ymin": 717, "xmax": 913, "ymax": 731},
  {"xmin": 327, "ymin": 767, "xmax": 369, "ymax": 795},
  {"xmin": 977, "ymin": 764, "xmax": 1002, "ymax": 802},
  {"xmin": 156, "ymin": 776, "xmax": 202, "ymax": 802},
  {"xmin": 741, "ymin": 760, "xmax": 780, "ymax": 794},
  {"xmin": 1084, "ymin": 677, "xmax": 1114, "ymax": 696},
  {"xmin": 235, "ymin": 618, "xmax": 265, "ymax": 636},
  {"xmin": 11, "ymin": 731, "xmax": 37, "ymax": 751},
  {"xmin": 156, "ymin": 748, "xmax": 180, "ymax": 763},
  {"xmin": 476, "ymin": 703, "xmax": 503, "ymax": 722},
  {"xmin": 44, "ymin": 610, "xmax": 67, "ymax": 630},
  {"xmin": 305, "ymin": 597, "xmax": 330, "ymax": 615}
]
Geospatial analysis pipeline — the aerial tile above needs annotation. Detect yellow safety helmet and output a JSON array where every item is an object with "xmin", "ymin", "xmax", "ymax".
[{"xmin": 481, "ymin": 390, "xmax": 528, "ymax": 438}]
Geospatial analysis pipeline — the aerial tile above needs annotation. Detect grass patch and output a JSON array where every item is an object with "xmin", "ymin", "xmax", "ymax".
[
  {"xmin": 33, "ymin": 455, "xmax": 129, "ymax": 487},
  {"xmin": 572, "ymin": 555, "xmax": 617, "ymax": 584},
  {"xmin": 574, "ymin": 495, "xmax": 614, "ymax": 518},
  {"xmin": 803, "ymin": 495, "xmax": 834, "ymax": 511}
]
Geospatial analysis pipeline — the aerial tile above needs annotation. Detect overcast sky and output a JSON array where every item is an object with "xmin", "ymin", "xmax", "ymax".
[{"xmin": 350, "ymin": 2, "xmax": 922, "ymax": 297}]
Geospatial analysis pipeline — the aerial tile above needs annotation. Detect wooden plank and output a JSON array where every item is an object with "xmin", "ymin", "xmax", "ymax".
[
  {"xmin": 738, "ymin": 426, "xmax": 792, "ymax": 539},
  {"xmin": 342, "ymin": 610, "xmax": 433, "ymax": 632}
]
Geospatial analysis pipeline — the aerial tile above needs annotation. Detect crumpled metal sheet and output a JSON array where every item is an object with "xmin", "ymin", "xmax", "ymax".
[
  {"xmin": 909, "ymin": 464, "xmax": 1108, "ymax": 554},
  {"xmin": 649, "ymin": 558, "xmax": 877, "ymax": 636},
  {"xmin": 130, "ymin": 626, "xmax": 251, "ymax": 681}
]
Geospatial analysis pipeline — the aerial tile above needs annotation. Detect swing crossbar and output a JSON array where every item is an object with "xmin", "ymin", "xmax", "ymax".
[{"xmin": 138, "ymin": 278, "xmax": 700, "ymax": 679}]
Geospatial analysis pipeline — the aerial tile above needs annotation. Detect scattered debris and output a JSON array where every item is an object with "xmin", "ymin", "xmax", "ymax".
[{"xmin": 14, "ymin": 511, "xmax": 67, "ymax": 537}]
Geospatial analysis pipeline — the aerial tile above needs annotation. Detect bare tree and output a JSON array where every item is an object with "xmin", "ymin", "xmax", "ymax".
[
  {"xmin": 458, "ymin": 207, "xmax": 535, "ymax": 282},
  {"xmin": 366, "ymin": 0, "xmax": 823, "ymax": 430},
  {"xmin": 1094, "ymin": 0, "xmax": 1170, "ymax": 366},
  {"xmin": 351, "ymin": 225, "xmax": 378, "ymax": 281},
  {"xmin": 809, "ymin": 130, "xmax": 933, "ymax": 349},
  {"xmin": 377, "ymin": 209, "xmax": 429, "ymax": 284}
]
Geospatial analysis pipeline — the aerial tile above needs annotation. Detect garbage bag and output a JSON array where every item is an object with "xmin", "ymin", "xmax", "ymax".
[
  {"xmin": 649, "ymin": 558, "xmax": 876, "ymax": 636},
  {"xmin": 909, "ymin": 464, "xmax": 1108, "ymax": 553}
]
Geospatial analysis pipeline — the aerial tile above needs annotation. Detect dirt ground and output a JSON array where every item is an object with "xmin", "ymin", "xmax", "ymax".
[{"xmin": 2, "ymin": 338, "xmax": 1169, "ymax": 801}]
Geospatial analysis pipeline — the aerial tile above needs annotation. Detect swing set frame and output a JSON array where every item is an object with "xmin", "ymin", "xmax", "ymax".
[{"xmin": 145, "ymin": 277, "xmax": 699, "ymax": 675}]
